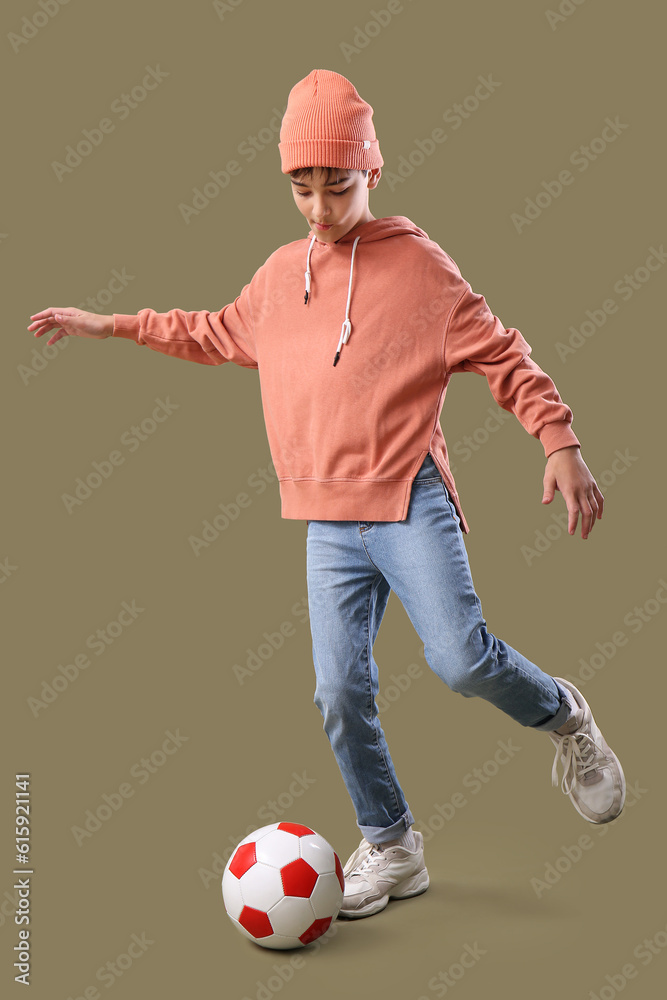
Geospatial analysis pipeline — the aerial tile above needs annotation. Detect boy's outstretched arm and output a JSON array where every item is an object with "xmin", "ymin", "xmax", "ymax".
[
  {"xmin": 28, "ymin": 275, "xmax": 260, "ymax": 368},
  {"xmin": 440, "ymin": 261, "xmax": 605, "ymax": 542},
  {"xmin": 542, "ymin": 444, "xmax": 604, "ymax": 540}
]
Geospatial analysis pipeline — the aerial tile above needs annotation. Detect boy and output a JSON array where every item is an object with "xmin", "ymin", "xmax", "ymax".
[{"xmin": 28, "ymin": 68, "xmax": 625, "ymax": 921}]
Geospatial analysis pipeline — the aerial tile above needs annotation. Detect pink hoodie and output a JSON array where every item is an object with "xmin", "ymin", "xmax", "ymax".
[{"xmin": 112, "ymin": 216, "xmax": 580, "ymax": 532}]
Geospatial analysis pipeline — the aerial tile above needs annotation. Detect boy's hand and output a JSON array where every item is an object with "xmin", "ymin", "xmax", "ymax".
[
  {"xmin": 542, "ymin": 445, "xmax": 604, "ymax": 540},
  {"xmin": 27, "ymin": 308, "xmax": 113, "ymax": 347}
]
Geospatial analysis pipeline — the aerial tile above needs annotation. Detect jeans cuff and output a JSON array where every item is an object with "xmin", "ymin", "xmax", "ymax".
[
  {"xmin": 358, "ymin": 806, "xmax": 415, "ymax": 844},
  {"xmin": 529, "ymin": 680, "xmax": 572, "ymax": 732}
]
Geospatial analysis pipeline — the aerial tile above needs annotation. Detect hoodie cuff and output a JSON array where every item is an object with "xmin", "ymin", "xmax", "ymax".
[
  {"xmin": 539, "ymin": 421, "xmax": 581, "ymax": 458},
  {"xmin": 112, "ymin": 314, "xmax": 142, "ymax": 342}
]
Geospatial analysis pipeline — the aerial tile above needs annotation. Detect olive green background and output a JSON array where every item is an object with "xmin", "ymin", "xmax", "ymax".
[{"xmin": 3, "ymin": 0, "xmax": 665, "ymax": 997}]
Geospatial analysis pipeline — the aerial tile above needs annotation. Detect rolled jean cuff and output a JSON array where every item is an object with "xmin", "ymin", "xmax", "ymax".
[
  {"xmin": 358, "ymin": 806, "xmax": 415, "ymax": 845},
  {"xmin": 529, "ymin": 680, "xmax": 572, "ymax": 732}
]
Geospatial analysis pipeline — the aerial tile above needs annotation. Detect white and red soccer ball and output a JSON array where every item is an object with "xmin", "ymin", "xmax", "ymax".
[{"xmin": 221, "ymin": 822, "xmax": 344, "ymax": 949}]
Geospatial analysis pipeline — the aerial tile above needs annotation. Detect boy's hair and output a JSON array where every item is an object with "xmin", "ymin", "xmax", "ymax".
[{"xmin": 289, "ymin": 166, "xmax": 368, "ymax": 183}]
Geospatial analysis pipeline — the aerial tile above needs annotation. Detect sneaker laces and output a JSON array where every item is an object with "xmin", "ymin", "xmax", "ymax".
[
  {"xmin": 342, "ymin": 840, "xmax": 373, "ymax": 878},
  {"xmin": 552, "ymin": 731, "xmax": 609, "ymax": 795},
  {"xmin": 346, "ymin": 844, "xmax": 386, "ymax": 879}
]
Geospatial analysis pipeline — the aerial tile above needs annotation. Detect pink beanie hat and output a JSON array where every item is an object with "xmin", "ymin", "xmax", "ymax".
[{"xmin": 279, "ymin": 68, "xmax": 383, "ymax": 174}]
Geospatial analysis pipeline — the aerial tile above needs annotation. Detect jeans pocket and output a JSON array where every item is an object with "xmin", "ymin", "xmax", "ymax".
[{"xmin": 440, "ymin": 480, "xmax": 460, "ymax": 524}]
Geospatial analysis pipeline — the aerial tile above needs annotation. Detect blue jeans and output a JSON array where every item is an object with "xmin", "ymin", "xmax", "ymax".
[{"xmin": 305, "ymin": 453, "xmax": 571, "ymax": 845}]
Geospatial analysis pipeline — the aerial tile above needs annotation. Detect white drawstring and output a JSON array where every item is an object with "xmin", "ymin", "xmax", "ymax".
[
  {"xmin": 304, "ymin": 233, "xmax": 317, "ymax": 305},
  {"xmin": 303, "ymin": 232, "xmax": 361, "ymax": 367},
  {"xmin": 333, "ymin": 236, "xmax": 361, "ymax": 367}
]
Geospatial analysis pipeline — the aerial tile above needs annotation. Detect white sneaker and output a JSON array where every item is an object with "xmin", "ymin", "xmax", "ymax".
[
  {"xmin": 338, "ymin": 831, "xmax": 429, "ymax": 919},
  {"xmin": 549, "ymin": 677, "xmax": 626, "ymax": 824}
]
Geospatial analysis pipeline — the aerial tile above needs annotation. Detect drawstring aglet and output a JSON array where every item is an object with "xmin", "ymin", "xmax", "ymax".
[
  {"xmin": 333, "ymin": 318, "xmax": 351, "ymax": 368},
  {"xmin": 304, "ymin": 290, "xmax": 309, "ymax": 305}
]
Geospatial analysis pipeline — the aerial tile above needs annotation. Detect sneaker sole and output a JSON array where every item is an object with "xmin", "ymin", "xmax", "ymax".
[{"xmin": 337, "ymin": 868, "xmax": 430, "ymax": 919}]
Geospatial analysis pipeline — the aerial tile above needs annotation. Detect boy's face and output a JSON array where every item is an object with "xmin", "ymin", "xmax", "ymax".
[{"xmin": 289, "ymin": 167, "xmax": 381, "ymax": 243}]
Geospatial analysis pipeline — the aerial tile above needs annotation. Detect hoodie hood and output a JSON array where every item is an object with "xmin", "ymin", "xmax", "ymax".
[
  {"xmin": 302, "ymin": 216, "xmax": 429, "ymax": 366},
  {"xmin": 307, "ymin": 215, "xmax": 429, "ymax": 245}
]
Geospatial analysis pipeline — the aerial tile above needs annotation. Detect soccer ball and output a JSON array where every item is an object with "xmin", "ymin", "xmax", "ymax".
[{"xmin": 221, "ymin": 822, "xmax": 344, "ymax": 949}]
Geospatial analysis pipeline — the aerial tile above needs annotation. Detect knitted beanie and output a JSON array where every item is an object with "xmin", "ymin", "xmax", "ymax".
[{"xmin": 279, "ymin": 69, "xmax": 383, "ymax": 174}]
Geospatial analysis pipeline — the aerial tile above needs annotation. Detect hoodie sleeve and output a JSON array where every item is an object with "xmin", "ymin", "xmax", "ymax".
[
  {"xmin": 111, "ymin": 280, "xmax": 258, "ymax": 369},
  {"xmin": 443, "ymin": 277, "xmax": 580, "ymax": 458}
]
